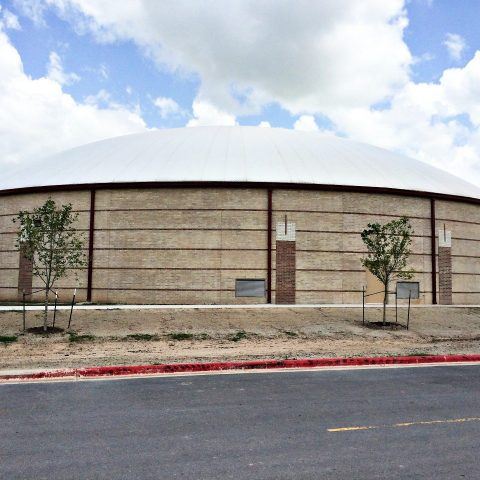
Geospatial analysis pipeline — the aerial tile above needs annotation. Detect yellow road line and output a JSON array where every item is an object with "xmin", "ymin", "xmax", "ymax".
[
  {"xmin": 328, "ymin": 417, "xmax": 480, "ymax": 432},
  {"xmin": 328, "ymin": 425, "xmax": 378, "ymax": 432}
]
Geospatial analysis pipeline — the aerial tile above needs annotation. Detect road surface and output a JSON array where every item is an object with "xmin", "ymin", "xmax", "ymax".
[{"xmin": 1, "ymin": 365, "xmax": 479, "ymax": 479}]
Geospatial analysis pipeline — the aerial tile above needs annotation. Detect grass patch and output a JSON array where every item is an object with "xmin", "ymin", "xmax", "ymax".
[
  {"xmin": 27, "ymin": 326, "xmax": 64, "ymax": 335},
  {"xmin": 229, "ymin": 330, "xmax": 249, "ymax": 342},
  {"xmin": 0, "ymin": 335, "xmax": 17, "ymax": 344},
  {"xmin": 168, "ymin": 332, "xmax": 194, "ymax": 341},
  {"xmin": 69, "ymin": 333, "xmax": 95, "ymax": 343},
  {"xmin": 126, "ymin": 333, "xmax": 157, "ymax": 341}
]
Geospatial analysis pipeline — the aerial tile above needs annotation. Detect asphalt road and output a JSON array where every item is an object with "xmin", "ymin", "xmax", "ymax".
[{"xmin": 1, "ymin": 365, "xmax": 480, "ymax": 479}]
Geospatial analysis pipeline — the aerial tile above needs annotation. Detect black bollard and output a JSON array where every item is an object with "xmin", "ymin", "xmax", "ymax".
[
  {"xmin": 362, "ymin": 286, "xmax": 365, "ymax": 326},
  {"xmin": 407, "ymin": 291, "xmax": 412, "ymax": 330},
  {"xmin": 22, "ymin": 289, "xmax": 26, "ymax": 332},
  {"xmin": 68, "ymin": 288, "xmax": 76, "ymax": 330},
  {"xmin": 53, "ymin": 291, "xmax": 58, "ymax": 329}
]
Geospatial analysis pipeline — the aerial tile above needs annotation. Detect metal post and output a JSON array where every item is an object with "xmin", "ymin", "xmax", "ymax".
[
  {"xmin": 395, "ymin": 286, "xmax": 398, "ymax": 326},
  {"xmin": 52, "ymin": 291, "xmax": 58, "ymax": 328},
  {"xmin": 22, "ymin": 289, "xmax": 26, "ymax": 332},
  {"xmin": 68, "ymin": 288, "xmax": 76, "ymax": 330},
  {"xmin": 362, "ymin": 286, "xmax": 365, "ymax": 326},
  {"xmin": 407, "ymin": 291, "xmax": 412, "ymax": 330}
]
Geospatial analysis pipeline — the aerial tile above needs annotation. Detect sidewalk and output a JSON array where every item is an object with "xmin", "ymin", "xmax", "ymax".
[{"xmin": 2, "ymin": 303, "xmax": 480, "ymax": 311}]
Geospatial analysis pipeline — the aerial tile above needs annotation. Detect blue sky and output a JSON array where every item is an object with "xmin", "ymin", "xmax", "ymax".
[
  {"xmin": 5, "ymin": 5, "xmax": 197, "ymax": 129},
  {"xmin": 1, "ymin": 0, "xmax": 480, "ymax": 183}
]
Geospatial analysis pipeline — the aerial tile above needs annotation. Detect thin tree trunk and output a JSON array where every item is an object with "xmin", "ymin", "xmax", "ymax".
[{"xmin": 44, "ymin": 289, "xmax": 49, "ymax": 332}]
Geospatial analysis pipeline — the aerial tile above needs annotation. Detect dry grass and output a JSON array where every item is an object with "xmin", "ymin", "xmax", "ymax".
[{"xmin": 0, "ymin": 306, "xmax": 479, "ymax": 371}]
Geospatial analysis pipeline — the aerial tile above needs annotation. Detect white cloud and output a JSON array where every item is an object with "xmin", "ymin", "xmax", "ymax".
[
  {"xmin": 444, "ymin": 33, "xmax": 466, "ymax": 61},
  {"xmin": 9, "ymin": 0, "xmax": 480, "ymax": 186},
  {"xmin": 293, "ymin": 115, "xmax": 319, "ymax": 132},
  {"xmin": 154, "ymin": 96, "xmax": 181, "ymax": 119},
  {"xmin": 0, "ymin": 7, "xmax": 21, "ymax": 30},
  {"xmin": 84, "ymin": 88, "xmax": 111, "ymax": 106},
  {"xmin": 99, "ymin": 63, "xmax": 108, "ymax": 79},
  {"xmin": 329, "ymin": 52, "xmax": 480, "ymax": 183},
  {"xmin": 258, "ymin": 121, "xmax": 271, "ymax": 128},
  {"xmin": 12, "ymin": 0, "xmax": 48, "ymax": 26},
  {"xmin": 187, "ymin": 99, "xmax": 237, "ymax": 127},
  {"xmin": 47, "ymin": 51, "xmax": 80, "ymax": 85},
  {"xmin": 36, "ymin": 0, "xmax": 411, "ymax": 116},
  {"xmin": 0, "ymin": 26, "xmax": 147, "ymax": 166}
]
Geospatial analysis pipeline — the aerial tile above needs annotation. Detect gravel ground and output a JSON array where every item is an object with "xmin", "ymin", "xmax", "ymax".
[{"xmin": 1, "ymin": 306, "xmax": 479, "ymax": 371}]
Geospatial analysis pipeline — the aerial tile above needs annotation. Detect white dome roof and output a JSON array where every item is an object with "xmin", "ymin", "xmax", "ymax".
[{"xmin": 2, "ymin": 126, "xmax": 480, "ymax": 200}]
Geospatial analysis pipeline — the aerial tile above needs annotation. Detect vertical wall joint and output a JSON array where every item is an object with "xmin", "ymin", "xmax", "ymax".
[
  {"xmin": 86, "ymin": 188, "xmax": 96, "ymax": 302},
  {"xmin": 430, "ymin": 198, "xmax": 437, "ymax": 304},
  {"xmin": 267, "ymin": 188, "xmax": 272, "ymax": 304}
]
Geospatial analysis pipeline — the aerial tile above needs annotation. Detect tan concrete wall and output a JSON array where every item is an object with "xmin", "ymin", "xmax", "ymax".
[
  {"xmin": 0, "ymin": 191, "xmax": 90, "ymax": 302},
  {"xmin": 436, "ymin": 200, "xmax": 480, "ymax": 304},
  {"xmin": 2, "ymin": 187, "xmax": 480, "ymax": 305},
  {"xmin": 272, "ymin": 190, "xmax": 433, "ymax": 305},
  {"xmin": 91, "ymin": 188, "xmax": 268, "ymax": 304}
]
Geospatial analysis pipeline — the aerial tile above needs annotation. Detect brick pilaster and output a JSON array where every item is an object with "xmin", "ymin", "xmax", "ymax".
[
  {"xmin": 276, "ymin": 240, "xmax": 296, "ymax": 304},
  {"xmin": 17, "ymin": 246, "xmax": 33, "ymax": 299},
  {"xmin": 438, "ymin": 246, "xmax": 452, "ymax": 305},
  {"xmin": 275, "ymin": 221, "xmax": 296, "ymax": 304},
  {"xmin": 438, "ymin": 228, "xmax": 452, "ymax": 305}
]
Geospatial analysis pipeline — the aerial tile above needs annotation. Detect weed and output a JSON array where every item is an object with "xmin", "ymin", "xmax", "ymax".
[
  {"xmin": 169, "ymin": 332, "xmax": 194, "ymax": 341},
  {"xmin": 126, "ymin": 333, "xmax": 157, "ymax": 341},
  {"xmin": 69, "ymin": 333, "xmax": 95, "ymax": 343},
  {"xmin": 229, "ymin": 330, "xmax": 248, "ymax": 342},
  {"xmin": 0, "ymin": 335, "xmax": 17, "ymax": 344}
]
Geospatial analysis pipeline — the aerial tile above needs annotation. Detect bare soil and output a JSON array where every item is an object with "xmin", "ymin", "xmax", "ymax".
[{"xmin": 1, "ymin": 306, "xmax": 480, "ymax": 371}]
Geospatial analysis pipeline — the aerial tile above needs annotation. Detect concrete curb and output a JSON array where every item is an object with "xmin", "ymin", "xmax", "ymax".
[{"xmin": 2, "ymin": 354, "xmax": 480, "ymax": 382}]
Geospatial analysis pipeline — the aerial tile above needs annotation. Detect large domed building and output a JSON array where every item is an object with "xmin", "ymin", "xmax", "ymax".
[{"xmin": 1, "ymin": 126, "xmax": 480, "ymax": 305}]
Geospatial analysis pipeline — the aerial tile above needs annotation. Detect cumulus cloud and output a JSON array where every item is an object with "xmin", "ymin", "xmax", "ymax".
[
  {"xmin": 8, "ymin": 0, "xmax": 480, "ymax": 185},
  {"xmin": 0, "ymin": 26, "xmax": 147, "ymax": 166},
  {"xmin": 31, "ymin": 0, "xmax": 411, "ymax": 116},
  {"xmin": 187, "ymin": 99, "xmax": 237, "ymax": 126},
  {"xmin": 258, "ymin": 121, "xmax": 271, "ymax": 128},
  {"xmin": 329, "ymin": 52, "xmax": 480, "ymax": 183},
  {"xmin": 444, "ymin": 33, "xmax": 466, "ymax": 61},
  {"xmin": 293, "ymin": 115, "xmax": 319, "ymax": 132},
  {"xmin": 154, "ymin": 96, "xmax": 181, "ymax": 119}
]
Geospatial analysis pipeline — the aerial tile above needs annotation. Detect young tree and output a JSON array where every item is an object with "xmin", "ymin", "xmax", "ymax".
[
  {"xmin": 361, "ymin": 216, "xmax": 414, "ymax": 326},
  {"xmin": 13, "ymin": 199, "xmax": 86, "ymax": 332}
]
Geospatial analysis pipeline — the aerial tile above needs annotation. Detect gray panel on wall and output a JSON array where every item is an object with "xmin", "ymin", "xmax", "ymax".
[
  {"xmin": 396, "ymin": 281, "xmax": 420, "ymax": 299},
  {"xmin": 235, "ymin": 279, "xmax": 266, "ymax": 297}
]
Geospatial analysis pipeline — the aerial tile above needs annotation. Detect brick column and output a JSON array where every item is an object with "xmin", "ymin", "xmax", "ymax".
[
  {"xmin": 17, "ymin": 246, "xmax": 33, "ymax": 299},
  {"xmin": 275, "ymin": 221, "xmax": 296, "ymax": 304},
  {"xmin": 438, "ymin": 228, "xmax": 452, "ymax": 305}
]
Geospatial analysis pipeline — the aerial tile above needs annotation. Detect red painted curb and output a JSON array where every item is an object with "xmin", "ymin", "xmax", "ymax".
[{"xmin": 2, "ymin": 354, "xmax": 480, "ymax": 382}]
